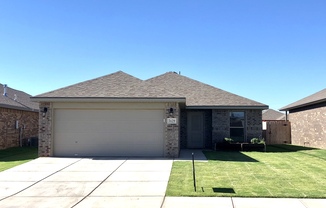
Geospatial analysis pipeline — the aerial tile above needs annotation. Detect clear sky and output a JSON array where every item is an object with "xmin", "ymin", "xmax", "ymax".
[{"xmin": 1, "ymin": 0, "xmax": 325, "ymax": 110}]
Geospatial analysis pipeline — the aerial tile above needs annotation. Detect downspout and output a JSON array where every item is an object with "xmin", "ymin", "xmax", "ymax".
[{"xmin": 285, "ymin": 111, "xmax": 288, "ymax": 121}]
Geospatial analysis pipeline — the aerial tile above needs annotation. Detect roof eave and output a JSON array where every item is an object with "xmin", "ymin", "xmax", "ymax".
[
  {"xmin": 0, "ymin": 104, "xmax": 39, "ymax": 112},
  {"xmin": 30, "ymin": 97, "xmax": 186, "ymax": 103},
  {"xmin": 186, "ymin": 105, "xmax": 269, "ymax": 110},
  {"xmin": 279, "ymin": 99, "xmax": 326, "ymax": 111}
]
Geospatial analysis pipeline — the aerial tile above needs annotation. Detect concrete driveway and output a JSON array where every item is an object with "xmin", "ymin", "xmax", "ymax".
[{"xmin": 0, "ymin": 157, "xmax": 173, "ymax": 208}]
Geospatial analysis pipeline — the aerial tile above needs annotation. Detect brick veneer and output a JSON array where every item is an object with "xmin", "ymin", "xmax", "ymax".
[
  {"xmin": 164, "ymin": 102, "xmax": 180, "ymax": 157},
  {"xmin": 246, "ymin": 110, "xmax": 263, "ymax": 140},
  {"xmin": 289, "ymin": 105, "xmax": 326, "ymax": 149},
  {"xmin": 38, "ymin": 102, "xmax": 52, "ymax": 156},
  {"xmin": 212, "ymin": 109, "xmax": 263, "ymax": 144},
  {"xmin": 212, "ymin": 110, "xmax": 230, "ymax": 144},
  {"xmin": 0, "ymin": 107, "xmax": 38, "ymax": 149}
]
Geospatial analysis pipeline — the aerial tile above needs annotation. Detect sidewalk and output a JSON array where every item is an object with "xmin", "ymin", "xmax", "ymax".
[{"xmin": 162, "ymin": 197, "xmax": 326, "ymax": 208}]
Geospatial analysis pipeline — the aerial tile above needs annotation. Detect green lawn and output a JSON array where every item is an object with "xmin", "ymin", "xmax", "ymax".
[
  {"xmin": 166, "ymin": 145, "xmax": 326, "ymax": 198},
  {"xmin": 0, "ymin": 147, "xmax": 38, "ymax": 171}
]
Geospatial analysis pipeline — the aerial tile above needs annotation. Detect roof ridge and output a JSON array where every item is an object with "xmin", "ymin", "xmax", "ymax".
[{"xmin": 35, "ymin": 71, "xmax": 142, "ymax": 97}]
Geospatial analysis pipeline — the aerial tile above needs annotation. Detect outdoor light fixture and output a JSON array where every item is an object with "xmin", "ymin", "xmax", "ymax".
[
  {"xmin": 169, "ymin": 108, "xmax": 174, "ymax": 116},
  {"xmin": 41, "ymin": 107, "xmax": 48, "ymax": 117}
]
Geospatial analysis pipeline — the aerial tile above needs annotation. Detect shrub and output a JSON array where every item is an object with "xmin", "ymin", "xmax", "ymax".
[
  {"xmin": 251, "ymin": 138, "xmax": 265, "ymax": 144},
  {"xmin": 224, "ymin": 137, "xmax": 234, "ymax": 143}
]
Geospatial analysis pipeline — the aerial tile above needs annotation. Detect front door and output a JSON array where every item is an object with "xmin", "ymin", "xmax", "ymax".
[{"xmin": 187, "ymin": 112, "xmax": 204, "ymax": 148}]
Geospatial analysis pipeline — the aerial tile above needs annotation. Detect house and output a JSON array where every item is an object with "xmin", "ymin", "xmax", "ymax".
[
  {"xmin": 0, "ymin": 84, "xmax": 39, "ymax": 149},
  {"xmin": 262, "ymin": 109, "xmax": 290, "ymax": 145},
  {"xmin": 31, "ymin": 71, "xmax": 268, "ymax": 157},
  {"xmin": 262, "ymin": 109, "xmax": 285, "ymax": 121},
  {"xmin": 280, "ymin": 88, "xmax": 326, "ymax": 149}
]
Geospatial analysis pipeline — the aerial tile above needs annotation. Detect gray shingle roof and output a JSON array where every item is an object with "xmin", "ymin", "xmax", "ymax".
[
  {"xmin": 0, "ymin": 83, "xmax": 39, "ymax": 111},
  {"xmin": 280, "ymin": 88, "xmax": 326, "ymax": 111},
  {"xmin": 33, "ymin": 71, "xmax": 268, "ymax": 109},
  {"xmin": 262, "ymin": 109, "xmax": 285, "ymax": 120}
]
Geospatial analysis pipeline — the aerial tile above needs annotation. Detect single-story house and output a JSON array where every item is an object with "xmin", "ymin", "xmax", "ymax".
[
  {"xmin": 280, "ymin": 88, "xmax": 326, "ymax": 149},
  {"xmin": 0, "ymin": 84, "xmax": 39, "ymax": 149},
  {"xmin": 262, "ymin": 109, "xmax": 285, "ymax": 121},
  {"xmin": 31, "ymin": 71, "xmax": 268, "ymax": 157},
  {"xmin": 262, "ymin": 109, "xmax": 290, "ymax": 144}
]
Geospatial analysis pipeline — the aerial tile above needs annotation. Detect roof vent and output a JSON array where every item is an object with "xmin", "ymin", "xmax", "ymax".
[
  {"xmin": 14, "ymin": 94, "xmax": 17, "ymax": 101},
  {"xmin": 3, "ymin": 84, "xmax": 7, "ymax": 96}
]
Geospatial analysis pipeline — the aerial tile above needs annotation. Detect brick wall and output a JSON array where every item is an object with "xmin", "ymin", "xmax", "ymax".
[
  {"xmin": 0, "ymin": 107, "xmax": 38, "ymax": 149},
  {"xmin": 164, "ymin": 102, "xmax": 180, "ymax": 157},
  {"xmin": 38, "ymin": 102, "xmax": 52, "ymax": 156},
  {"xmin": 246, "ymin": 110, "xmax": 263, "ymax": 140},
  {"xmin": 212, "ymin": 110, "xmax": 230, "ymax": 144},
  {"xmin": 212, "ymin": 109, "xmax": 263, "ymax": 144},
  {"xmin": 289, "ymin": 106, "xmax": 326, "ymax": 149}
]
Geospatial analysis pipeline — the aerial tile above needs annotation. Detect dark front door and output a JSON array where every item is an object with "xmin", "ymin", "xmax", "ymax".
[{"xmin": 187, "ymin": 112, "xmax": 204, "ymax": 148}]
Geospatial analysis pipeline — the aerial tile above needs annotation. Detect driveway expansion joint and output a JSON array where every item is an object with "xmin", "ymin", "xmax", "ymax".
[
  {"xmin": 71, "ymin": 159, "xmax": 127, "ymax": 208},
  {"xmin": 0, "ymin": 158, "xmax": 83, "ymax": 202}
]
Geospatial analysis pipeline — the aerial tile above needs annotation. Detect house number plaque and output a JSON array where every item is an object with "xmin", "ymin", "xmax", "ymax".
[{"xmin": 167, "ymin": 118, "xmax": 177, "ymax": 124}]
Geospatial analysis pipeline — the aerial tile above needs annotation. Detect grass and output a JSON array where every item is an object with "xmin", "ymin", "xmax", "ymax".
[
  {"xmin": 166, "ymin": 144, "xmax": 326, "ymax": 198},
  {"xmin": 0, "ymin": 147, "xmax": 38, "ymax": 171}
]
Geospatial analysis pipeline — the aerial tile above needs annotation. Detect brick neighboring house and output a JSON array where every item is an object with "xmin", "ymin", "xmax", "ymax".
[
  {"xmin": 280, "ymin": 88, "xmax": 326, "ymax": 149},
  {"xmin": 31, "ymin": 71, "xmax": 268, "ymax": 157},
  {"xmin": 0, "ymin": 84, "xmax": 39, "ymax": 149}
]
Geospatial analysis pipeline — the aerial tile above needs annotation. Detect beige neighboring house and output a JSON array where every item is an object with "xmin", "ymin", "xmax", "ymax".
[
  {"xmin": 31, "ymin": 71, "xmax": 268, "ymax": 157},
  {"xmin": 0, "ymin": 84, "xmax": 39, "ymax": 149},
  {"xmin": 280, "ymin": 88, "xmax": 326, "ymax": 149},
  {"xmin": 262, "ymin": 109, "xmax": 290, "ymax": 144},
  {"xmin": 262, "ymin": 109, "xmax": 285, "ymax": 121}
]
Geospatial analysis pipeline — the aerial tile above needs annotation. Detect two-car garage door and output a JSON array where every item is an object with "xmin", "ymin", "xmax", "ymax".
[{"xmin": 53, "ymin": 109, "xmax": 164, "ymax": 157}]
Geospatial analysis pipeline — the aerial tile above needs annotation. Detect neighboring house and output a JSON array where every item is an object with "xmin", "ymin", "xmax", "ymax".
[
  {"xmin": 0, "ymin": 84, "xmax": 39, "ymax": 149},
  {"xmin": 280, "ymin": 88, "xmax": 326, "ymax": 149},
  {"xmin": 262, "ymin": 109, "xmax": 290, "ymax": 145},
  {"xmin": 31, "ymin": 71, "xmax": 268, "ymax": 157},
  {"xmin": 262, "ymin": 109, "xmax": 285, "ymax": 121}
]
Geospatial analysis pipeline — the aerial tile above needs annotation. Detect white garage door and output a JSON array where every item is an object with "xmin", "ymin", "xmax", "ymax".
[{"xmin": 53, "ymin": 109, "xmax": 164, "ymax": 157}]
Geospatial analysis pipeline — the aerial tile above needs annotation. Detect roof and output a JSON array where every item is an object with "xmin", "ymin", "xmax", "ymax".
[
  {"xmin": 32, "ymin": 71, "xmax": 268, "ymax": 109},
  {"xmin": 262, "ymin": 109, "xmax": 285, "ymax": 120},
  {"xmin": 0, "ymin": 83, "xmax": 39, "ymax": 111},
  {"xmin": 280, "ymin": 88, "xmax": 326, "ymax": 111}
]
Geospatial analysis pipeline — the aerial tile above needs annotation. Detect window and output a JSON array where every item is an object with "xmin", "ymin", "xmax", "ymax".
[{"xmin": 230, "ymin": 112, "xmax": 245, "ymax": 142}]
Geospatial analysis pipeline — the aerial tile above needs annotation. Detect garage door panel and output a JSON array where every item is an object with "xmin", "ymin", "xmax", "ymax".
[{"xmin": 54, "ymin": 109, "xmax": 164, "ymax": 156}]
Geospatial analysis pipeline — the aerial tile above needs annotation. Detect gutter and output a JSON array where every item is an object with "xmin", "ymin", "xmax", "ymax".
[
  {"xmin": 186, "ymin": 105, "xmax": 269, "ymax": 110},
  {"xmin": 279, "ymin": 98, "xmax": 326, "ymax": 111},
  {"xmin": 0, "ymin": 104, "xmax": 38, "ymax": 112}
]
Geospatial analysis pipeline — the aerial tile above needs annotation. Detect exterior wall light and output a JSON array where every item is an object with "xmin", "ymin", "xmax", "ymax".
[
  {"xmin": 169, "ymin": 108, "xmax": 174, "ymax": 116},
  {"xmin": 41, "ymin": 107, "xmax": 48, "ymax": 117}
]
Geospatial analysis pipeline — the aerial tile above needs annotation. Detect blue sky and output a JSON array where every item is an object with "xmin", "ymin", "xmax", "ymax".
[{"xmin": 1, "ymin": 0, "xmax": 325, "ymax": 110}]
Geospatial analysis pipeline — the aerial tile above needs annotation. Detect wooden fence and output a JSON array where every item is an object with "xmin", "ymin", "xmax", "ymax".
[{"xmin": 263, "ymin": 120, "xmax": 291, "ymax": 145}]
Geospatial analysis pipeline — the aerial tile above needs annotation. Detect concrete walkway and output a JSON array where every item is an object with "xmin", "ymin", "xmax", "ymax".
[
  {"xmin": 0, "ymin": 157, "xmax": 172, "ymax": 208},
  {"xmin": 0, "ymin": 152, "xmax": 325, "ymax": 208}
]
